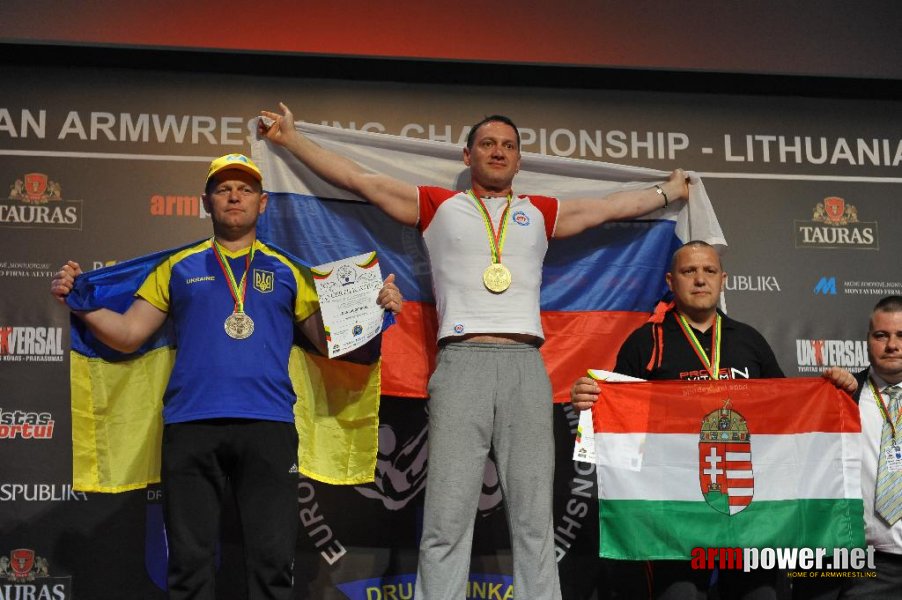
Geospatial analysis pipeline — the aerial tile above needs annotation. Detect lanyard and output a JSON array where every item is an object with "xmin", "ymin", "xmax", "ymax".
[
  {"xmin": 211, "ymin": 238, "xmax": 256, "ymax": 314},
  {"xmin": 675, "ymin": 312, "xmax": 722, "ymax": 380},
  {"xmin": 869, "ymin": 377, "xmax": 901, "ymax": 444},
  {"xmin": 466, "ymin": 190, "xmax": 512, "ymax": 265}
]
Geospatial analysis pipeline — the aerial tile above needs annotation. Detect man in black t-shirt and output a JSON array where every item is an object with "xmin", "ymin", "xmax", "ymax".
[{"xmin": 569, "ymin": 240, "xmax": 856, "ymax": 600}]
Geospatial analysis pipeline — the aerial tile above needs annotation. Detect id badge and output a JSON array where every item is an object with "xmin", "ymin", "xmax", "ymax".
[{"xmin": 885, "ymin": 445, "xmax": 902, "ymax": 473}]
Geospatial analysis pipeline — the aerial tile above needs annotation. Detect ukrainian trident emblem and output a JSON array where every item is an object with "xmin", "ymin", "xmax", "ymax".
[{"xmin": 699, "ymin": 399, "xmax": 754, "ymax": 515}]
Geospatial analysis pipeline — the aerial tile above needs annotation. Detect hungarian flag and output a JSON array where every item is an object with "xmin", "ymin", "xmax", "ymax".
[
  {"xmin": 252, "ymin": 124, "xmax": 724, "ymax": 400},
  {"xmin": 592, "ymin": 378, "xmax": 865, "ymax": 559}
]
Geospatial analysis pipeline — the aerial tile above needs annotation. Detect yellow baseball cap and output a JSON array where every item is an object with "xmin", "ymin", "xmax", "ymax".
[{"xmin": 206, "ymin": 153, "xmax": 262, "ymax": 184}]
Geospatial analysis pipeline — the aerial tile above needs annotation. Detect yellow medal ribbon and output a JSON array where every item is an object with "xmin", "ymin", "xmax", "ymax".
[
  {"xmin": 467, "ymin": 190, "xmax": 513, "ymax": 293},
  {"xmin": 211, "ymin": 238, "xmax": 256, "ymax": 314},
  {"xmin": 675, "ymin": 312, "xmax": 723, "ymax": 380},
  {"xmin": 870, "ymin": 377, "xmax": 902, "ymax": 444},
  {"xmin": 212, "ymin": 239, "xmax": 257, "ymax": 339}
]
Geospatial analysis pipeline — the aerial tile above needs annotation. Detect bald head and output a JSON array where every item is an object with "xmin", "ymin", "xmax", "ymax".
[
  {"xmin": 669, "ymin": 241, "xmax": 722, "ymax": 273},
  {"xmin": 665, "ymin": 241, "xmax": 725, "ymax": 327}
]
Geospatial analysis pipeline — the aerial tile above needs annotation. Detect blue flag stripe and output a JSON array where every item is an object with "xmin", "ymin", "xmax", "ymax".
[{"xmin": 259, "ymin": 193, "xmax": 679, "ymax": 312}]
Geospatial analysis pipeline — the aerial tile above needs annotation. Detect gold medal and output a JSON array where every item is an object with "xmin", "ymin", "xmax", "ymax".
[
  {"xmin": 224, "ymin": 312, "xmax": 255, "ymax": 339},
  {"xmin": 466, "ymin": 190, "xmax": 514, "ymax": 295},
  {"xmin": 483, "ymin": 263, "xmax": 512, "ymax": 293}
]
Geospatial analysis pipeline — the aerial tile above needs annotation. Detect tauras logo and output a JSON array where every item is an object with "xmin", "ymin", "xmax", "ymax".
[
  {"xmin": 2, "ymin": 173, "xmax": 82, "ymax": 230},
  {"xmin": 0, "ymin": 327, "xmax": 64, "ymax": 362},
  {"xmin": 0, "ymin": 484, "xmax": 87, "ymax": 502},
  {"xmin": 725, "ymin": 275, "xmax": 781, "ymax": 292},
  {"xmin": 794, "ymin": 197, "xmax": 878, "ymax": 250},
  {"xmin": 796, "ymin": 339, "xmax": 868, "ymax": 373},
  {"xmin": 0, "ymin": 548, "xmax": 72, "ymax": 597},
  {"xmin": 0, "ymin": 410, "xmax": 55, "ymax": 440}
]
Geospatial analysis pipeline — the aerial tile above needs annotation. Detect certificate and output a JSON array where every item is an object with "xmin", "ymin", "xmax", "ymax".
[
  {"xmin": 573, "ymin": 369, "xmax": 645, "ymax": 464},
  {"xmin": 312, "ymin": 251, "xmax": 384, "ymax": 358}
]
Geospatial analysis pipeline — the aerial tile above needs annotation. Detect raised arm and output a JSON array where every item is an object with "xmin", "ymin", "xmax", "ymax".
[
  {"xmin": 554, "ymin": 169, "xmax": 690, "ymax": 238},
  {"xmin": 50, "ymin": 260, "xmax": 167, "ymax": 353},
  {"xmin": 259, "ymin": 103, "xmax": 419, "ymax": 227}
]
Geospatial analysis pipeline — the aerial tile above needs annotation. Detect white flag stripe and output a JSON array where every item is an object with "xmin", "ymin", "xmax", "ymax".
[
  {"xmin": 726, "ymin": 452, "xmax": 751, "ymax": 462},
  {"xmin": 596, "ymin": 432, "xmax": 861, "ymax": 502},
  {"xmin": 252, "ymin": 124, "xmax": 726, "ymax": 247},
  {"xmin": 727, "ymin": 470, "xmax": 753, "ymax": 479},
  {"xmin": 842, "ymin": 433, "xmax": 863, "ymax": 501}
]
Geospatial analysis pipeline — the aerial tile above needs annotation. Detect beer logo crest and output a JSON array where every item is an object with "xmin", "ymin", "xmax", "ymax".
[
  {"xmin": 253, "ymin": 269, "xmax": 274, "ymax": 293},
  {"xmin": 3, "ymin": 172, "xmax": 82, "ymax": 230},
  {"xmin": 3, "ymin": 549, "xmax": 49, "ymax": 582},
  {"xmin": 813, "ymin": 196, "xmax": 858, "ymax": 226},
  {"xmin": 698, "ymin": 399, "xmax": 753, "ymax": 515},
  {"xmin": 9, "ymin": 174, "xmax": 62, "ymax": 204}
]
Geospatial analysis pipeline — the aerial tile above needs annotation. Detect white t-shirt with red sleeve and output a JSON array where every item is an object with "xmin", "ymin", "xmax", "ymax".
[{"xmin": 417, "ymin": 186, "xmax": 559, "ymax": 342}]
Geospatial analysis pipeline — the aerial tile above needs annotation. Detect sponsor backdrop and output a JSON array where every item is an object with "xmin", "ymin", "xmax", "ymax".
[{"xmin": 0, "ymin": 62, "xmax": 900, "ymax": 599}]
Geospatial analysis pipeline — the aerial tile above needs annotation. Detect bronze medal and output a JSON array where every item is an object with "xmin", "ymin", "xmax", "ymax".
[
  {"xmin": 483, "ymin": 263, "xmax": 512, "ymax": 293},
  {"xmin": 224, "ymin": 312, "xmax": 255, "ymax": 339}
]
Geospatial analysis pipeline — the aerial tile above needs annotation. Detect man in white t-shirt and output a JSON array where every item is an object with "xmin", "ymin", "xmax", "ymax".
[{"xmin": 260, "ymin": 103, "xmax": 689, "ymax": 600}]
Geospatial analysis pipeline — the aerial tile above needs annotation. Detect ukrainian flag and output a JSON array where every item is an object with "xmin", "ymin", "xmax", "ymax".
[{"xmin": 67, "ymin": 240, "xmax": 382, "ymax": 492}]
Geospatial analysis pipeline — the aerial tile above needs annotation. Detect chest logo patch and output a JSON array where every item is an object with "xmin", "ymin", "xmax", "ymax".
[
  {"xmin": 511, "ymin": 210, "xmax": 530, "ymax": 226},
  {"xmin": 253, "ymin": 269, "xmax": 274, "ymax": 293}
]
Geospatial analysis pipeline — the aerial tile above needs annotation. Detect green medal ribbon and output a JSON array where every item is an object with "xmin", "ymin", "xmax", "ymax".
[
  {"xmin": 869, "ymin": 377, "xmax": 901, "ymax": 444},
  {"xmin": 211, "ymin": 238, "xmax": 256, "ymax": 314},
  {"xmin": 466, "ymin": 190, "xmax": 512, "ymax": 266},
  {"xmin": 675, "ymin": 312, "xmax": 723, "ymax": 380}
]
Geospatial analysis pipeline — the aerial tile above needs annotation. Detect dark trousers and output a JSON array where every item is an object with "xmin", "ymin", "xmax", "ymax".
[
  {"xmin": 162, "ymin": 419, "xmax": 299, "ymax": 600},
  {"xmin": 652, "ymin": 560, "xmax": 784, "ymax": 600},
  {"xmin": 837, "ymin": 550, "xmax": 902, "ymax": 599}
]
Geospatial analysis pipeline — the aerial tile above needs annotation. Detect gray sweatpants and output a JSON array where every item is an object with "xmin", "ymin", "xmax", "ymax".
[{"xmin": 415, "ymin": 341, "xmax": 562, "ymax": 600}]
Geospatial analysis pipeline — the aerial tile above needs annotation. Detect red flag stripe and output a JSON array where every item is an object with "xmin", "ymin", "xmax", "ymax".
[
  {"xmin": 594, "ymin": 379, "xmax": 860, "ymax": 435},
  {"xmin": 380, "ymin": 302, "xmax": 653, "ymax": 400},
  {"xmin": 727, "ymin": 478, "xmax": 754, "ymax": 487}
]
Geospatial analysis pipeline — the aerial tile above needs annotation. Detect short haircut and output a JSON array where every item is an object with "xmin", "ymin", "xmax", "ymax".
[
  {"xmin": 870, "ymin": 295, "xmax": 902, "ymax": 332},
  {"xmin": 669, "ymin": 240, "xmax": 722, "ymax": 272},
  {"xmin": 466, "ymin": 115, "xmax": 521, "ymax": 150},
  {"xmin": 874, "ymin": 295, "xmax": 902, "ymax": 313}
]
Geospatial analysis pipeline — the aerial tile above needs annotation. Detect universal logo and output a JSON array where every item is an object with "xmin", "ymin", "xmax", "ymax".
[
  {"xmin": 796, "ymin": 338, "xmax": 868, "ymax": 373},
  {"xmin": 794, "ymin": 197, "xmax": 878, "ymax": 250},
  {"xmin": 3, "ymin": 173, "xmax": 83, "ymax": 230}
]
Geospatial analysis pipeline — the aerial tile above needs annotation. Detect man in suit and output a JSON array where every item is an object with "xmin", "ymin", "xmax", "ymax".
[{"xmin": 839, "ymin": 295, "xmax": 902, "ymax": 597}]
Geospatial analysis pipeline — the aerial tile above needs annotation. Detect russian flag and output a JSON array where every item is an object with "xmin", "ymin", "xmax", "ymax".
[{"xmin": 252, "ymin": 123, "xmax": 725, "ymax": 401}]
